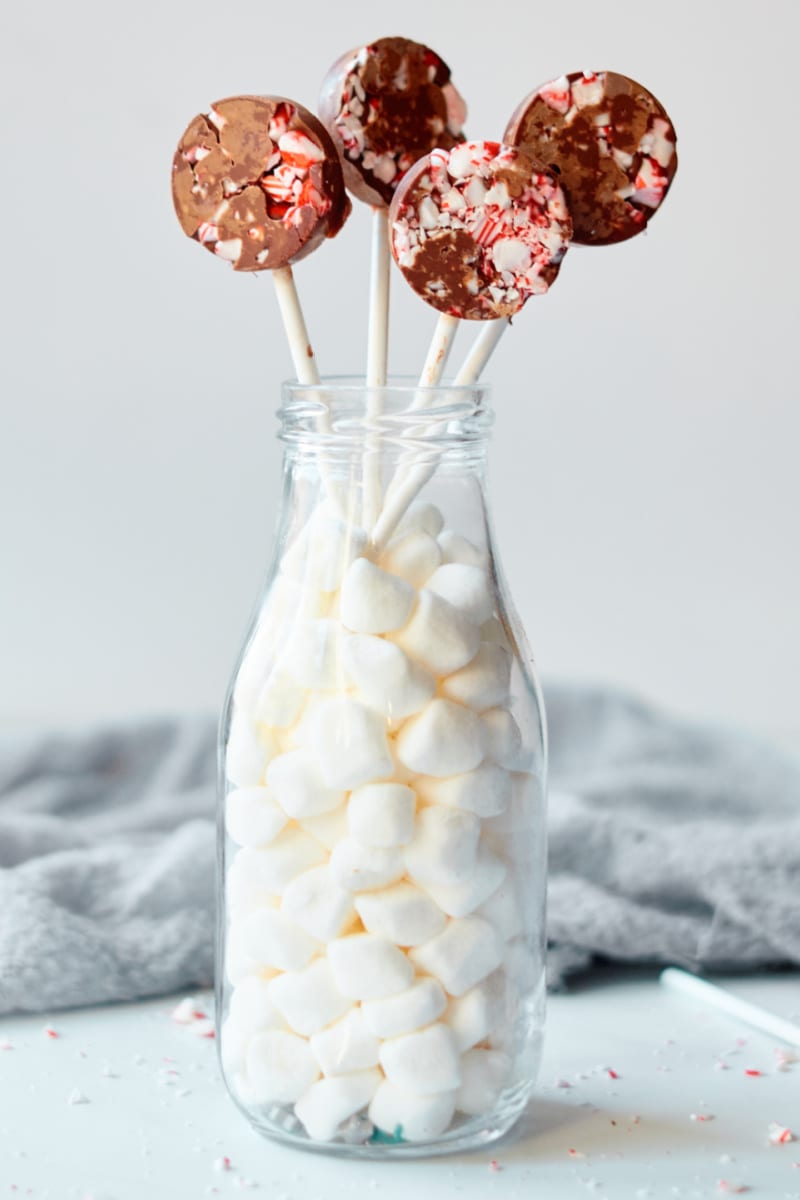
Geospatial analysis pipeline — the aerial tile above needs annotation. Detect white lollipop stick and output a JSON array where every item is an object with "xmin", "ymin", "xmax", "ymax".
[
  {"xmin": 417, "ymin": 312, "xmax": 459, "ymax": 391},
  {"xmin": 362, "ymin": 207, "xmax": 391, "ymax": 530},
  {"xmin": 452, "ymin": 317, "xmax": 508, "ymax": 385},
  {"xmin": 271, "ymin": 265, "xmax": 323, "ymax": 390},
  {"xmin": 659, "ymin": 968, "xmax": 800, "ymax": 1048}
]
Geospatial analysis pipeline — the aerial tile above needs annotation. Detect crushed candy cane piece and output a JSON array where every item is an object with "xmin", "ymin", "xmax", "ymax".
[
  {"xmin": 0, "ymin": 1039, "xmax": 13, "ymax": 1050},
  {"xmin": 767, "ymin": 1122, "xmax": 796, "ymax": 1145},
  {"xmin": 213, "ymin": 1157, "xmax": 232, "ymax": 1172},
  {"xmin": 568, "ymin": 1148, "xmax": 586, "ymax": 1159},
  {"xmin": 172, "ymin": 998, "xmax": 206, "ymax": 1023},
  {"xmin": 190, "ymin": 1018, "xmax": 216, "ymax": 1039},
  {"xmin": 690, "ymin": 1112, "xmax": 715, "ymax": 1122},
  {"xmin": 775, "ymin": 1048, "xmax": 798, "ymax": 1071},
  {"xmin": 607, "ymin": 1068, "xmax": 620, "ymax": 1079},
  {"xmin": 717, "ymin": 1183, "xmax": 749, "ymax": 1194},
  {"xmin": 744, "ymin": 1068, "xmax": 762, "ymax": 1077},
  {"xmin": 554, "ymin": 1078, "xmax": 572, "ymax": 1089},
  {"xmin": 489, "ymin": 1159, "xmax": 501, "ymax": 1172},
  {"xmin": 43, "ymin": 1025, "xmax": 59, "ymax": 1039},
  {"xmin": 67, "ymin": 1088, "xmax": 89, "ymax": 1105}
]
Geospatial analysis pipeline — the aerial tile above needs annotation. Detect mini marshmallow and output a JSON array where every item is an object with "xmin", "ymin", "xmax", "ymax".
[
  {"xmin": 442, "ymin": 643, "xmax": 511, "ymax": 711},
  {"xmin": 484, "ymin": 771, "xmax": 539, "ymax": 836},
  {"xmin": 343, "ymin": 634, "xmax": 434, "ymax": 719},
  {"xmin": 252, "ymin": 669, "xmax": 305, "ymax": 728},
  {"xmin": 394, "ymin": 501, "xmax": 444, "ymax": 540},
  {"xmin": 295, "ymin": 1069, "xmax": 382, "ymax": 1141},
  {"xmin": 245, "ymin": 1030, "xmax": 320, "ymax": 1104},
  {"xmin": 310, "ymin": 1008, "xmax": 380, "ymax": 1076},
  {"xmin": 240, "ymin": 908, "xmax": 320, "ymax": 971},
  {"xmin": 479, "ymin": 615, "xmax": 510, "ymax": 646},
  {"xmin": 247, "ymin": 826, "xmax": 326, "ymax": 895},
  {"xmin": 379, "ymin": 1023, "xmax": 461, "ymax": 1094},
  {"xmin": 224, "ymin": 919, "xmax": 270, "ymax": 984},
  {"xmin": 426, "ymin": 564, "xmax": 494, "ymax": 625},
  {"xmin": 298, "ymin": 806, "xmax": 350, "ymax": 850},
  {"xmin": 396, "ymin": 699, "xmax": 484, "ymax": 778},
  {"xmin": 415, "ymin": 762, "xmax": 511, "ymax": 818},
  {"xmin": 404, "ymin": 805, "xmax": 480, "ymax": 886},
  {"xmin": 268, "ymin": 958, "xmax": 351, "ymax": 1035},
  {"xmin": 456, "ymin": 1049, "xmax": 511, "ymax": 1115},
  {"xmin": 225, "ymin": 713, "xmax": 278, "ymax": 787},
  {"xmin": 284, "ymin": 618, "xmax": 346, "ymax": 690},
  {"xmin": 438, "ymin": 530, "xmax": 486, "ymax": 568},
  {"xmin": 361, "ymin": 976, "xmax": 447, "ymax": 1039},
  {"xmin": 445, "ymin": 972, "xmax": 506, "ymax": 1052},
  {"xmin": 228, "ymin": 975, "xmax": 288, "ymax": 1038},
  {"xmin": 266, "ymin": 750, "xmax": 345, "ymax": 818},
  {"xmin": 348, "ymin": 783, "xmax": 416, "ymax": 848},
  {"xmin": 283, "ymin": 509, "xmax": 367, "ymax": 592},
  {"xmin": 281, "ymin": 865, "xmax": 357, "ymax": 942},
  {"xmin": 369, "ymin": 1080, "xmax": 456, "ymax": 1142},
  {"xmin": 220, "ymin": 1015, "xmax": 249, "ymax": 1074},
  {"xmin": 354, "ymin": 882, "xmax": 446, "ymax": 946},
  {"xmin": 380, "ymin": 529, "xmax": 442, "ymax": 587},
  {"xmin": 300, "ymin": 697, "xmax": 393, "ymax": 790},
  {"xmin": 340, "ymin": 558, "xmax": 415, "ymax": 634},
  {"xmin": 225, "ymin": 787, "xmax": 288, "ymax": 848},
  {"xmin": 420, "ymin": 847, "xmax": 507, "ymax": 918},
  {"xmin": 477, "ymin": 878, "xmax": 524, "ymax": 941},
  {"xmin": 327, "ymin": 933, "xmax": 414, "ymax": 1000},
  {"xmin": 226, "ymin": 848, "xmax": 281, "ymax": 921},
  {"xmin": 393, "ymin": 590, "xmax": 480, "ymax": 675},
  {"xmin": 329, "ymin": 838, "xmax": 405, "ymax": 892},
  {"xmin": 481, "ymin": 708, "xmax": 531, "ymax": 770},
  {"xmin": 410, "ymin": 917, "xmax": 504, "ymax": 996}
]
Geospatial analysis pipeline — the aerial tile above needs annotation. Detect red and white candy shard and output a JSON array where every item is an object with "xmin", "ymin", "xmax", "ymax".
[{"xmin": 389, "ymin": 141, "xmax": 572, "ymax": 319}]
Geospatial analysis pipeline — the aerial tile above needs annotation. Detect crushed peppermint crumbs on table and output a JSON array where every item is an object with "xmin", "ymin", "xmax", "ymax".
[
  {"xmin": 43, "ymin": 1025, "xmax": 59, "ymax": 1039},
  {"xmin": 66, "ymin": 1088, "xmax": 89, "ymax": 1105},
  {"xmin": 767, "ymin": 1122, "xmax": 796, "ymax": 1144}
]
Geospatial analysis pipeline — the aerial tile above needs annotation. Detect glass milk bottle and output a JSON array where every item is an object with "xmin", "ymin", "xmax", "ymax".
[{"xmin": 217, "ymin": 380, "xmax": 547, "ymax": 1157}]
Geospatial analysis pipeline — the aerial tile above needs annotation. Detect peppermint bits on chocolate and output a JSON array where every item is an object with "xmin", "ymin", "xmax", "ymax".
[{"xmin": 389, "ymin": 141, "xmax": 572, "ymax": 320}]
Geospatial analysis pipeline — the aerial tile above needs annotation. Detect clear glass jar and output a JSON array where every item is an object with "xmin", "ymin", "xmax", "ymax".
[{"xmin": 216, "ymin": 380, "xmax": 547, "ymax": 1157}]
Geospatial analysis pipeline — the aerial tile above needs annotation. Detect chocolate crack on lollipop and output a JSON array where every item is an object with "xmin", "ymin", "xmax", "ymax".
[
  {"xmin": 319, "ymin": 36, "xmax": 466, "ymax": 207},
  {"xmin": 389, "ymin": 141, "xmax": 572, "ymax": 320},
  {"xmin": 504, "ymin": 70, "xmax": 677, "ymax": 246},
  {"xmin": 172, "ymin": 95, "xmax": 351, "ymax": 271}
]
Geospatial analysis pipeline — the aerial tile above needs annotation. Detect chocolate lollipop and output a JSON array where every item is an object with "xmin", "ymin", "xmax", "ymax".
[
  {"xmin": 504, "ymin": 71, "xmax": 677, "ymax": 246},
  {"xmin": 319, "ymin": 37, "xmax": 466, "ymax": 208},
  {"xmin": 172, "ymin": 95, "xmax": 350, "ymax": 272},
  {"xmin": 389, "ymin": 140, "xmax": 572, "ymax": 319}
]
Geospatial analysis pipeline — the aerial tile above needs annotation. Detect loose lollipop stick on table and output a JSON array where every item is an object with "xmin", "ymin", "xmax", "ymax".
[{"xmin": 660, "ymin": 968, "xmax": 800, "ymax": 1048}]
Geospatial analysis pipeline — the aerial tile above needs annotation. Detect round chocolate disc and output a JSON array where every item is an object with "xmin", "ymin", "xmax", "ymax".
[
  {"xmin": 504, "ymin": 70, "xmax": 677, "ymax": 246},
  {"xmin": 389, "ymin": 141, "xmax": 572, "ymax": 320},
  {"xmin": 171, "ymin": 95, "xmax": 351, "ymax": 271},
  {"xmin": 319, "ymin": 36, "xmax": 467, "ymax": 207}
]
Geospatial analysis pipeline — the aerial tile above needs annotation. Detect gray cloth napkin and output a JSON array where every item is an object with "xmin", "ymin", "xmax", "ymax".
[{"xmin": 1, "ymin": 686, "xmax": 798, "ymax": 1014}]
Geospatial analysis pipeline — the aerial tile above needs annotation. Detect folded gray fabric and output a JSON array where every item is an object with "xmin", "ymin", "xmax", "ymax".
[{"xmin": 1, "ymin": 686, "xmax": 798, "ymax": 1013}]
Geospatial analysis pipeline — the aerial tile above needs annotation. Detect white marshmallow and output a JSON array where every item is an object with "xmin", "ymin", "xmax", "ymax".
[
  {"xmin": 442, "ymin": 642, "xmax": 511, "ymax": 711},
  {"xmin": 224, "ymin": 919, "xmax": 270, "ymax": 984},
  {"xmin": 457, "ymin": 1049, "xmax": 511, "ymax": 1115},
  {"xmin": 298, "ymin": 805, "xmax": 350, "ymax": 850},
  {"xmin": 283, "ymin": 509, "xmax": 367, "ymax": 592},
  {"xmin": 396, "ymin": 699, "xmax": 484, "ymax": 778},
  {"xmin": 240, "ymin": 908, "xmax": 320, "ymax": 971},
  {"xmin": 226, "ymin": 848, "xmax": 281, "ymax": 920},
  {"xmin": 340, "ymin": 558, "xmax": 415, "ymax": 634},
  {"xmin": 252, "ymin": 669, "xmax": 305, "ymax": 728},
  {"xmin": 343, "ymin": 635, "xmax": 435, "ymax": 719},
  {"xmin": 233, "ymin": 577, "xmax": 326, "ymax": 711},
  {"xmin": 348, "ymin": 783, "xmax": 416, "ymax": 848},
  {"xmin": 281, "ymin": 865, "xmax": 357, "ymax": 942},
  {"xmin": 481, "ymin": 708, "xmax": 531, "ymax": 770},
  {"xmin": 415, "ymin": 762, "xmax": 511, "ymax": 818},
  {"xmin": 369, "ymin": 1080, "xmax": 456, "ymax": 1142},
  {"xmin": 410, "ymin": 917, "xmax": 504, "ymax": 996},
  {"xmin": 380, "ymin": 529, "xmax": 442, "ymax": 587},
  {"xmin": 245, "ymin": 1030, "xmax": 320, "ymax": 1104},
  {"xmin": 426, "ymin": 564, "xmax": 494, "ymax": 625},
  {"xmin": 220, "ymin": 1015, "xmax": 249, "ymax": 1074},
  {"xmin": 445, "ymin": 973, "xmax": 506, "ymax": 1052},
  {"xmin": 479, "ymin": 615, "xmax": 510, "ymax": 646},
  {"xmin": 393, "ymin": 590, "xmax": 480, "ymax": 676},
  {"xmin": 246, "ymin": 826, "xmax": 326, "ymax": 896},
  {"xmin": 225, "ymin": 787, "xmax": 288, "ymax": 848},
  {"xmin": 266, "ymin": 750, "xmax": 345, "ymax": 818},
  {"xmin": 404, "ymin": 805, "xmax": 480, "ymax": 886},
  {"xmin": 354, "ymin": 882, "xmax": 446, "ymax": 946},
  {"xmin": 420, "ymin": 847, "xmax": 506, "ymax": 918},
  {"xmin": 361, "ymin": 977, "xmax": 447, "ymax": 1039},
  {"xmin": 310, "ymin": 1008, "xmax": 380, "ymax": 1076},
  {"xmin": 295, "ymin": 1069, "xmax": 382, "ymax": 1141},
  {"xmin": 228, "ymin": 975, "xmax": 288, "ymax": 1038},
  {"xmin": 438, "ymin": 530, "xmax": 486, "ymax": 568},
  {"xmin": 268, "ymin": 958, "xmax": 351, "ymax": 1035},
  {"xmin": 394, "ymin": 501, "xmax": 444, "ymax": 540},
  {"xmin": 327, "ymin": 934, "xmax": 414, "ymax": 1000},
  {"xmin": 300, "ymin": 698, "xmax": 393, "ymax": 790},
  {"xmin": 477, "ymin": 878, "xmax": 524, "ymax": 940},
  {"xmin": 379, "ymin": 1023, "xmax": 461, "ymax": 1094},
  {"xmin": 225, "ymin": 713, "xmax": 278, "ymax": 787},
  {"xmin": 484, "ymin": 771, "xmax": 539, "ymax": 836},
  {"xmin": 329, "ymin": 838, "xmax": 405, "ymax": 892},
  {"xmin": 284, "ymin": 618, "xmax": 346, "ymax": 690}
]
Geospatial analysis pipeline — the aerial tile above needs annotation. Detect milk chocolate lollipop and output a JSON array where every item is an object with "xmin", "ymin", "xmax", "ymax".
[
  {"xmin": 319, "ymin": 37, "xmax": 466, "ymax": 208},
  {"xmin": 172, "ymin": 95, "xmax": 350, "ymax": 272},
  {"xmin": 389, "ymin": 140, "xmax": 572, "ymax": 319},
  {"xmin": 504, "ymin": 71, "xmax": 677, "ymax": 246}
]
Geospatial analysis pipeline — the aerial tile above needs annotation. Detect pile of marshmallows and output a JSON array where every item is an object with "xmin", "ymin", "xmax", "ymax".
[{"xmin": 221, "ymin": 498, "xmax": 535, "ymax": 1143}]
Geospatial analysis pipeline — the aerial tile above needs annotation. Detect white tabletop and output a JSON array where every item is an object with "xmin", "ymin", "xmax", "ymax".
[{"xmin": 1, "ymin": 969, "xmax": 798, "ymax": 1200}]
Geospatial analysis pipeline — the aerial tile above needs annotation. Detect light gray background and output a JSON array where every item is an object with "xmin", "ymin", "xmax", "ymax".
[{"xmin": 2, "ymin": 0, "xmax": 798, "ymax": 734}]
